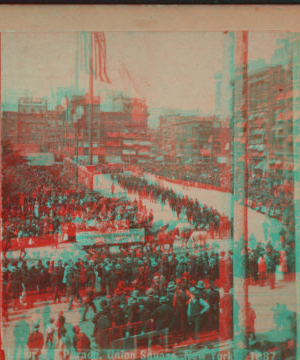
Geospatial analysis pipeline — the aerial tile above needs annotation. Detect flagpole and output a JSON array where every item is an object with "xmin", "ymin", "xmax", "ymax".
[
  {"xmin": 75, "ymin": 32, "xmax": 79, "ymax": 183},
  {"xmin": 89, "ymin": 31, "xmax": 93, "ymax": 165}
]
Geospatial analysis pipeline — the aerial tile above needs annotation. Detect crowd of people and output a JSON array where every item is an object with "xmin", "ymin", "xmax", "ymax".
[
  {"xmin": 140, "ymin": 162, "xmax": 229, "ymax": 189},
  {"xmin": 2, "ymin": 161, "xmax": 297, "ymax": 359},
  {"xmin": 4, "ymin": 236, "xmax": 297, "ymax": 358},
  {"xmin": 4, "ymin": 243, "xmax": 231, "ymax": 357},
  {"xmin": 138, "ymin": 161, "xmax": 295, "ymax": 232},
  {"xmin": 247, "ymin": 173, "xmax": 294, "ymax": 230},
  {"xmin": 2, "ymin": 166, "xmax": 155, "ymax": 253},
  {"xmin": 113, "ymin": 173, "xmax": 233, "ymax": 239}
]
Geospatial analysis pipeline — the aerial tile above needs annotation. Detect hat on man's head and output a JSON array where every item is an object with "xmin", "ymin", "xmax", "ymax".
[
  {"xmin": 159, "ymin": 297, "xmax": 169, "ymax": 304},
  {"xmin": 146, "ymin": 288, "xmax": 155, "ymax": 297},
  {"xmin": 196, "ymin": 281, "xmax": 205, "ymax": 289},
  {"xmin": 132, "ymin": 290, "xmax": 139, "ymax": 299},
  {"xmin": 167, "ymin": 282, "xmax": 176, "ymax": 291}
]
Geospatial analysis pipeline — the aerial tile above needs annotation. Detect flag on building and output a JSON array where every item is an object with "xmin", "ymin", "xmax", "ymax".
[{"xmin": 80, "ymin": 31, "xmax": 111, "ymax": 83}]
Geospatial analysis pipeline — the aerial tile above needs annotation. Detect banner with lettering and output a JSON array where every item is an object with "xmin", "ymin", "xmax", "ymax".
[{"xmin": 76, "ymin": 228, "xmax": 145, "ymax": 246}]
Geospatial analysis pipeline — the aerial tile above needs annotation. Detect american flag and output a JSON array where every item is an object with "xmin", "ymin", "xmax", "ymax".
[{"xmin": 80, "ymin": 31, "xmax": 111, "ymax": 83}]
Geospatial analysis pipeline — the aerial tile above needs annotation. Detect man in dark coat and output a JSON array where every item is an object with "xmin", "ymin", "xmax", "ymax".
[
  {"xmin": 107, "ymin": 269, "xmax": 119, "ymax": 297},
  {"xmin": 67, "ymin": 265, "xmax": 82, "ymax": 310},
  {"xmin": 137, "ymin": 299, "xmax": 151, "ymax": 333},
  {"xmin": 173, "ymin": 283, "xmax": 189, "ymax": 341},
  {"xmin": 82, "ymin": 288, "xmax": 97, "ymax": 322},
  {"xmin": 204, "ymin": 286, "xmax": 219, "ymax": 331},
  {"xmin": 166, "ymin": 282, "xmax": 176, "ymax": 305},
  {"xmin": 187, "ymin": 287, "xmax": 210, "ymax": 339},
  {"xmin": 151, "ymin": 297, "xmax": 173, "ymax": 331},
  {"xmin": 73, "ymin": 326, "xmax": 91, "ymax": 360},
  {"xmin": 94, "ymin": 305, "xmax": 112, "ymax": 350},
  {"xmin": 144, "ymin": 288, "xmax": 159, "ymax": 314}
]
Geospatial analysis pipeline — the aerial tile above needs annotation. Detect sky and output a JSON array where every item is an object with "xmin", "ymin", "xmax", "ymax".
[{"xmin": 1, "ymin": 31, "xmax": 284, "ymax": 127}]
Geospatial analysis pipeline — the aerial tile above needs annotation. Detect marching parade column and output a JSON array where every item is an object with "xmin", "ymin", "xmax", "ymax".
[
  {"xmin": 291, "ymin": 34, "xmax": 300, "ymax": 360},
  {"xmin": 232, "ymin": 31, "xmax": 249, "ymax": 359}
]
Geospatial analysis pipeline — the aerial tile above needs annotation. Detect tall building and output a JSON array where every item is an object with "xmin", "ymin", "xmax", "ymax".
[
  {"xmin": 61, "ymin": 92, "xmax": 150, "ymax": 165},
  {"xmin": 159, "ymin": 113, "xmax": 217, "ymax": 165},
  {"xmin": 2, "ymin": 97, "xmax": 51, "ymax": 152},
  {"xmin": 232, "ymin": 61, "xmax": 293, "ymax": 178},
  {"xmin": 18, "ymin": 97, "xmax": 48, "ymax": 113}
]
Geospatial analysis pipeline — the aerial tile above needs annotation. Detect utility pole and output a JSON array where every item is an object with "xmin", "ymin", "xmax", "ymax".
[
  {"xmin": 291, "ymin": 34, "xmax": 300, "ymax": 360},
  {"xmin": 233, "ymin": 31, "xmax": 249, "ymax": 359},
  {"xmin": 75, "ymin": 32, "xmax": 79, "ymax": 183}
]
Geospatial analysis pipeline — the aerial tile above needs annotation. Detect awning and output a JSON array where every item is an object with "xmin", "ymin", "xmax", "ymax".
[
  {"xmin": 255, "ymin": 161, "xmax": 264, "ymax": 170},
  {"xmin": 201, "ymin": 149, "xmax": 211, "ymax": 156},
  {"xmin": 217, "ymin": 156, "xmax": 227, "ymax": 164},
  {"xmin": 156, "ymin": 156, "xmax": 164, "ymax": 161},
  {"xmin": 254, "ymin": 128, "xmax": 265, "ymax": 135},
  {"xmin": 249, "ymin": 144, "xmax": 264, "ymax": 151},
  {"xmin": 136, "ymin": 141, "xmax": 152, "ymax": 146},
  {"xmin": 276, "ymin": 92, "xmax": 285, "ymax": 101},
  {"xmin": 107, "ymin": 132, "xmax": 120, "ymax": 138},
  {"xmin": 285, "ymin": 111, "xmax": 293, "ymax": 121},
  {"xmin": 107, "ymin": 140, "xmax": 120, "ymax": 147},
  {"xmin": 139, "ymin": 152, "xmax": 149, "ymax": 156},
  {"xmin": 255, "ymin": 118, "xmax": 265, "ymax": 125},
  {"xmin": 285, "ymin": 90, "xmax": 293, "ymax": 99},
  {"xmin": 256, "ymin": 144, "xmax": 265, "ymax": 152},
  {"xmin": 250, "ymin": 152, "xmax": 263, "ymax": 158},
  {"xmin": 92, "ymin": 147, "xmax": 106, "ymax": 156},
  {"xmin": 236, "ymin": 121, "xmax": 247, "ymax": 128},
  {"xmin": 186, "ymin": 158, "xmax": 193, "ymax": 164},
  {"xmin": 122, "ymin": 149, "xmax": 136, "ymax": 155},
  {"xmin": 276, "ymin": 112, "xmax": 285, "ymax": 121},
  {"xmin": 123, "ymin": 140, "xmax": 135, "ymax": 146},
  {"xmin": 273, "ymin": 162, "xmax": 283, "ymax": 169},
  {"xmin": 285, "ymin": 163, "xmax": 294, "ymax": 171},
  {"xmin": 122, "ymin": 133, "xmax": 139, "ymax": 138}
]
